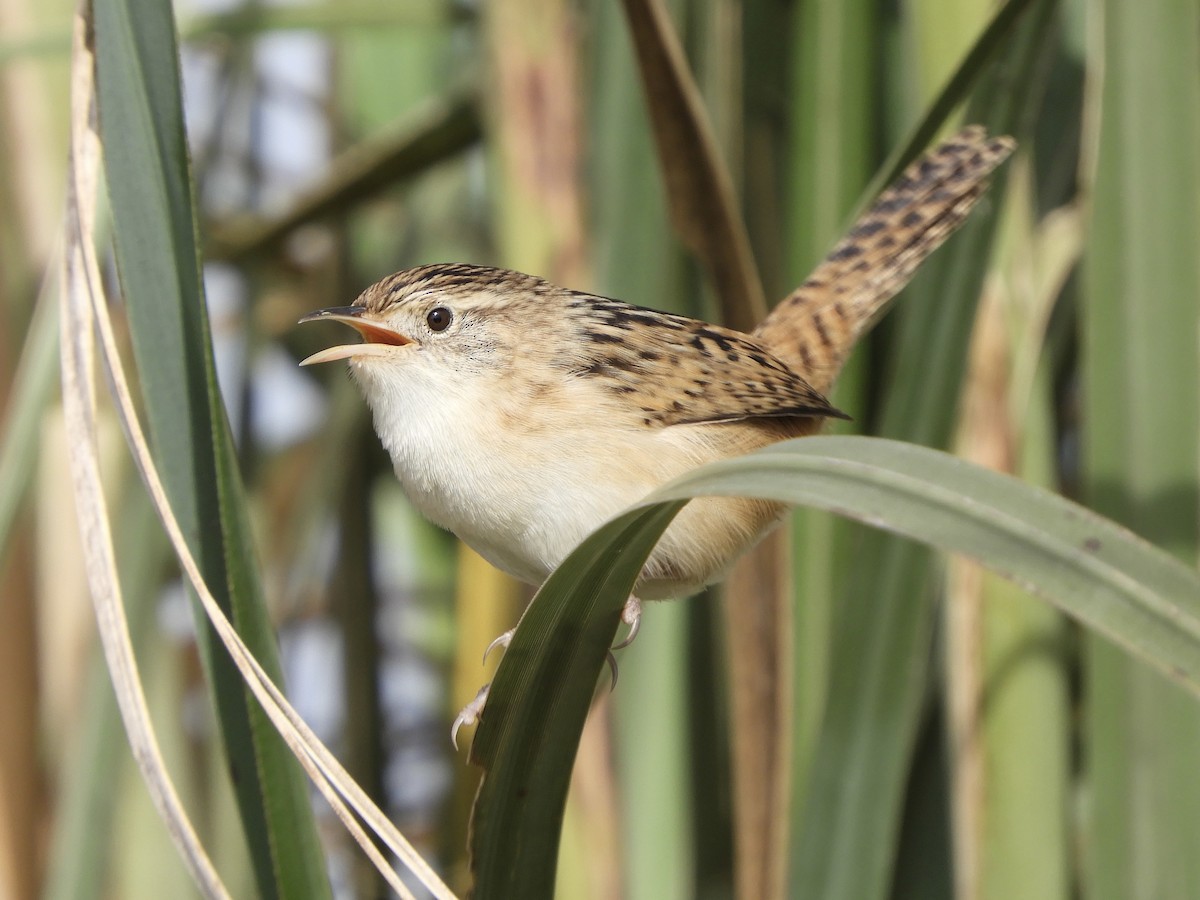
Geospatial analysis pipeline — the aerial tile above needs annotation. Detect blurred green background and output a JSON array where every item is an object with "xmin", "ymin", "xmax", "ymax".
[{"xmin": 2, "ymin": 0, "xmax": 1198, "ymax": 897}]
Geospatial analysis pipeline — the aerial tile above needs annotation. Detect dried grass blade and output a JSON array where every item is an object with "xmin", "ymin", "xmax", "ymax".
[
  {"xmin": 619, "ymin": 0, "xmax": 765, "ymax": 331},
  {"xmin": 61, "ymin": 9, "xmax": 227, "ymax": 897}
]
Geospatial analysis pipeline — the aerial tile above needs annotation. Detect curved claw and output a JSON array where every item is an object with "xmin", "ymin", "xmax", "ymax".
[
  {"xmin": 605, "ymin": 650, "xmax": 619, "ymax": 691},
  {"xmin": 482, "ymin": 628, "xmax": 516, "ymax": 666},
  {"xmin": 610, "ymin": 596, "xmax": 643, "ymax": 651},
  {"xmin": 451, "ymin": 682, "xmax": 492, "ymax": 751}
]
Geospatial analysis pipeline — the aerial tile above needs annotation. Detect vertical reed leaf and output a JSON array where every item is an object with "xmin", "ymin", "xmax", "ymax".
[
  {"xmin": 0, "ymin": 291, "xmax": 59, "ymax": 564},
  {"xmin": 788, "ymin": 2, "xmax": 1056, "ymax": 896},
  {"xmin": 43, "ymin": 489, "xmax": 169, "ymax": 900},
  {"xmin": 780, "ymin": 0, "xmax": 875, "ymax": 836},
  {"xmin": 947, "ymin": 219, "xmax": 1074, "ymax": 899},
  {"xmin": 865, "ymin": 0, "xmax": 1043, "ymax": 198},
  {"xmin": 1082, "ymin": 0, "xmax": 1200, "ymax": 897},
  {"xmin": 92, "ymin": 0, "xmax": 329, "ymax": 895}
]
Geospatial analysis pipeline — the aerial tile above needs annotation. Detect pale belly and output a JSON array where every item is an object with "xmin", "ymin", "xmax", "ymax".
[
  {"xmin": 381, "ymin": 409, "xmax": 784, "ymax": 598},
  {"xmin": 358, "ymin": 360, "xmax": 791, "ymax": 598},
  {"xmin": 391, "ymin": 425, "xmax": 672, "ymax": 586}
]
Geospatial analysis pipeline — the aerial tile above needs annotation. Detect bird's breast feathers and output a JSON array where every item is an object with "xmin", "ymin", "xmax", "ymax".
[{"xmin": 356, "ymin": 359, "xmax": 683, "ymax": 580}]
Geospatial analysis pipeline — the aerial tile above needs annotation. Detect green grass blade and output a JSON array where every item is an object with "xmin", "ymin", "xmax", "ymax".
[
  {"xmin": 946, "ymin": 199, "xmax": 1077, "ymax": 900},
  {"xmin": 91, "ymin": 1, "xmax": 330, "ymax": 896},
  {"xmin": 1082, "ymin": 0, "xmax": 1200, "ymax": 897},
  {"xmin": 42, "ymin": 487, "xmax": 168, "ymax": 900},
  {"xmin": 468, "ymin": 435, "xmax": 1200, "ymax": 898},
  {"xmin": 468, "ymin": 502, "xmax": 687, "ymax": 898},
  {"xmin": 862, "ymin": 0, "xmax": 1042, "ymax": 201},
  {"xmin": 786, "ymin": 5, "xmax": 1056, "ymax": 895},
  {"xmin": 780, "ymin": 0, "xmax": 876, "ymax": 839},
  {"xmin": 0, "ymin": 284, "xmax": 58, "ymax": 566},
  {"xmin": 784, "ymin": 0, "xmax": 874, "ymax": 280}
]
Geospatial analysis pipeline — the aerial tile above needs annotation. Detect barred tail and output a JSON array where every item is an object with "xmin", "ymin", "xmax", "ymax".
[{"xmin": 754, "ymin": 127, "xmax": 1015, "ymax": 393}]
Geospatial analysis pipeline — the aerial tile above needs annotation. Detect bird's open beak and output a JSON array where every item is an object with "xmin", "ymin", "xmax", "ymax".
[{"xmin": 297, "ymin": 306, "xmax": 412, "ymax": 366}]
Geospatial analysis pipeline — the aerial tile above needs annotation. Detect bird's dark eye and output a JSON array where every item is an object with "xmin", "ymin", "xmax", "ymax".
[{"xmin": 426, "ymin": 307, "xmax": 453, "ymax": 332}]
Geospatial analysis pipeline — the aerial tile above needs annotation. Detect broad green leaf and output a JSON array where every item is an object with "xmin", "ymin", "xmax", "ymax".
[
  {"xmin": 468, "ymin": 501, "xmax": 686, "ymax": 898},
  {"xmin": 469, "ymin": 436, "xmax": 1200, "ymax": 897},
  {"xmin": 92, "ymin": 0, "xmax": 330, "ymax": 896}
]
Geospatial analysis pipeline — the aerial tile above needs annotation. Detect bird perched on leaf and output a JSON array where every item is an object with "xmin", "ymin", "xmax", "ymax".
[{"xmin": 300, "ymin": 127, "xmax": 1014, "ymax": 737}]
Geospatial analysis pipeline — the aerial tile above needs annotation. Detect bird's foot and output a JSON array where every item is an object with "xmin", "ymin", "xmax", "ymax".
[
  {"xmin": 611, "ymin": 596, "xmax": 642, "ymax": 651},
  {"xmin": 451, "ymin": 682, "xmax": 491, "ymax": 751},
  {"xmin": 452, "ymin": 619, "xmax": 626, "ymax": 748},
  {"xmin": 486, "ymin": 622, "xmax": 620, "ymax": 688},
  {"xmin": 482, "ymin": 628, "xmax": 516, "ymax": 665},
  {"xmin": 450, "ymin": 632, "xmax": 514, "ymax": 750}
]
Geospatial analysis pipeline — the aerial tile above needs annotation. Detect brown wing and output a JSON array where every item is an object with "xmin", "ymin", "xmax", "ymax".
[{"xmin": 563, "ymin": 294, "xmax": 848, "ymax": 428}]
